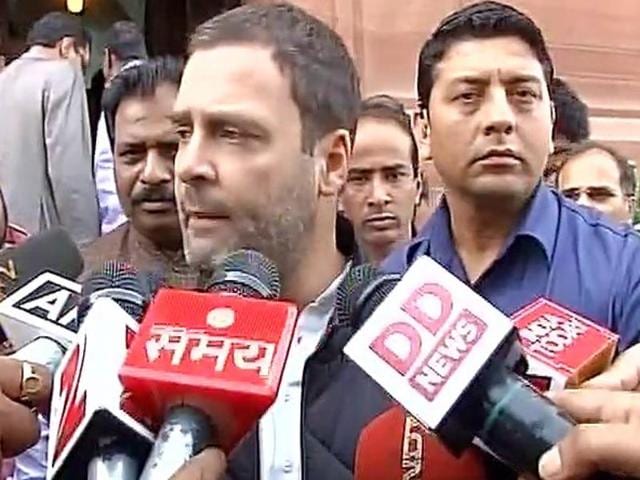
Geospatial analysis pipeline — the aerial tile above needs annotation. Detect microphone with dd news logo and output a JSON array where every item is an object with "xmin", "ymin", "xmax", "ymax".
[
  {"xmin": 47, "ymin": 262, "xmax": 159, "ymax": 480},
  {"xmin": 337, "ymin": 266, "xmax": 488, "ymax": 480},
  {"xmin": 120, "ymin": 250, "xmax": 299, "ymax": 480},
  {"xmin": 344, "ymin": 255, "xmax": 576, "ymax": 478}
]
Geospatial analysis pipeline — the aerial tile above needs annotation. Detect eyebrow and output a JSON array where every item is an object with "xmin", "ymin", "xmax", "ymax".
[
  {"xmin": 450, "ymin": 74, "xmax": 542, "ymax": 86},
  {"xmin": 168, "ymin": 110, "xmax": 191, "ymax": 125},
  {"xmin": 348, "ymin": 164, "xmax": 412, "ymax": 174},
  {"xmin": 170, "ymin": 109, "xmax": 270, "ymax": 134}
]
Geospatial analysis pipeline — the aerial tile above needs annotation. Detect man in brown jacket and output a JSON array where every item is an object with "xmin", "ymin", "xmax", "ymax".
[{"xmin": 81, "ymin": 57, "xmax": 185, "ymax": 277}]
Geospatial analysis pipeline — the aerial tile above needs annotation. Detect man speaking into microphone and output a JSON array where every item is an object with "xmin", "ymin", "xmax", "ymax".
[{"xmin": 163, "ymin": 3, "xmax": 387, "ymax": 480}]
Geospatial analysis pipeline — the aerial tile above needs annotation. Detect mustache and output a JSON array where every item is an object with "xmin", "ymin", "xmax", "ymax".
[
  {"xmin": 180, "ymin": 190, "xmax": 233, "ymax": 217},
  {"xmin": 130, "ymin": 186, "xmax": 176, "ymax": 205}
]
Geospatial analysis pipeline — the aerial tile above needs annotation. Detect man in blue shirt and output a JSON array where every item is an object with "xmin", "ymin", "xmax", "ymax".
[{"xmin": 384, "ymin": 1, "xmax": 640, "ymax": 350}]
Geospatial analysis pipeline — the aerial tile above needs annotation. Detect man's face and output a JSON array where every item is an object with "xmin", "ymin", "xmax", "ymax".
[
  {"xmin": 427, "ymin": 36, "xmax": 553, "ymax": 204},
  {"xmin": 558, "ymin": 148, "xmax": 633, "ymax": 223},
  {"xmin": 114, "ymin": 83, "xmax": 182, "ymax": 249},
  {"xmin": 342, "ymin": 117, "xmax": 418, "ymax": 260},
  {"xmin": 172, "ymin": 45, "xmax": 317, "ymax": 274}
]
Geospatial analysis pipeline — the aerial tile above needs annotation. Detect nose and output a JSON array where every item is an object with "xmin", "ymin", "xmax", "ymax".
[
  {"xmin": 482, "ymin": 89, "xmax": 515, "ymax": 137},
  {"xmin": 140, "ymin": 150, "xmax": 172, "ymax": 185},
  {"xmin": 576, "ymin": 191, "xmax": 596, "ymax": 208},
  {"xmin": 175, "ymin": 131, "xmax": 218, "ymax": 185},
  {"xmin": 366, "ymin": 176, "xmax": 392, "ymax": 208}
]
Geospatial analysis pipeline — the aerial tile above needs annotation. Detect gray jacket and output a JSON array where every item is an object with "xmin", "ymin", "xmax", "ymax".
[{"xmin": 0, "ymin": 51, "xmax": 99, "ymax": 246}]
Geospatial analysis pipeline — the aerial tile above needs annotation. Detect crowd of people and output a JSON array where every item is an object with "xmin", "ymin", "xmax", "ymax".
[{"xmin": 1, "ymin": 1, "xmax": 640, "ymax": 479}]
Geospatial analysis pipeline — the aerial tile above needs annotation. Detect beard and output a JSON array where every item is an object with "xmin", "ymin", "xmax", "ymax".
[{"xmin": 181, "ymin": 156, "xmax": 317, "ymax": 285}]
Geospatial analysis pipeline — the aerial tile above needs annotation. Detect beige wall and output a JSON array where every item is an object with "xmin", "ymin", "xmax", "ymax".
[{"xmin": 279, "ymin": 0, "xmax": 640, "ymax": 164}]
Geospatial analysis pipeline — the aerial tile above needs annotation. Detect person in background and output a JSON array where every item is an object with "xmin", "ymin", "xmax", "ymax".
[
  {"xmin": 341, "ymin": 94, "xmax": 421, "ymax": 265},
  {"xmin": 94, "ymin": 21, "xmax": 149, "ymax": 235},
  {"xmin": 0, "ymin": 187, "xmax": 28, "ymax": 252},
  {"xmin": 384, "ymin": 0, "xmax": 640, "ymax": 355},
  {"xmin": 81, "ymin": 57, "xmax": 184, "ymax": 276},
  {"xmin": 0, "ymin": 12, "xmax": 98, "ymax": 246},
  {"xmin": 552, "ymin": 140, "xmax": 636, "ymax": 224},
  {"xmin": 544, "ymin": 78, "xmax": 591, "ymax": 184},
  {"xmin": 551, "ymin": 78, "xmax": 590, "ymax": 144}
]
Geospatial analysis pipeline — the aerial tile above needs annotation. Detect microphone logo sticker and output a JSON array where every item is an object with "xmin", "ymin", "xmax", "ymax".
[{"xmin": 206, "ymin": 307, "xmax": 235, "ymax": 329}]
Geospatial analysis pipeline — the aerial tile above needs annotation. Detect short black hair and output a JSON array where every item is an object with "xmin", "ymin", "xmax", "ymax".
[
  {"xmin": 417, "ymin": 1, "xmax": 554, "ymax": 115},
  {"xmin": 357, "ymin": 94, "xmax": 419, "ymax": 178},
  {"xmin": 27, "ymin": 12, "xmax": 90, "ymax": 49},
  {"xmin": 553, "ymin": 140, "xmax": 636, "ymax": 196},
  {"xmin": 189, "ymin": 3, "xmax": 361, "ymax": 152},
  {"xmin": 551, "ymin": 78, "xmax": 590, "ymax": 143},
  {"xmin": 104, "ymin": 21, "xmax": 148, "ymax": 62},
  {"xmin": 102, "ymin": 56, "xmax": 184, "ymax": 143}
]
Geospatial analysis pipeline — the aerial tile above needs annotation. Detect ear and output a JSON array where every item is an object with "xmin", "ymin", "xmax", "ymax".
[
  {"xmin": 58, "ymin": 37, "xmax": 75, "ymax": 59},
  {"xmin": 314, "ymin": 129, "xmax": 350, "ymax": 197},
  {"xmin": 414, "ymin": 176, "xmax": 424, "ymax": 207},
  {"xmin": 549, "ymin": 101, "xmax": 557, "ymax": 155}
]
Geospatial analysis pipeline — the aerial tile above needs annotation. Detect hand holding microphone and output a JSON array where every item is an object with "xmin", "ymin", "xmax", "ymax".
[
  {"xmin": 0, "ymin": 357, "xmax": 49, "ymax": 461},
  {"xmin": 169, "ymin": 448, "xmax": 226, "ymax": 480},
  {"xmin": 535, "ymin": 344, "xmax": 640, "ymax": 479},
  {"xmin": 538, "ymin": 388, "xmax": 640, "ymax": 479},
  {"xmin": 579, "ymin": 342, "xmax": 640, "ymax": 392}
]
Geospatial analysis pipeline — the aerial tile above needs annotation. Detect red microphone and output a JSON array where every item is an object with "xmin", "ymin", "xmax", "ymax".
[
  {"xmin": 513, "ymin": 298, "xmax": 618, "ymax": 391},
  {"xmin": 355, "ymin": 405, "xmax": 488, "ymax": 480},
  {"xmin": 119, "ymin": 250, "xmax": 298, "ymax": 479}
]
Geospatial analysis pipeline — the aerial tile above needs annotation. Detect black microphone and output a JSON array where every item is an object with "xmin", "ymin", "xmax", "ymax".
[
  {"xmin": 0, "ymin": 227, "xmax": 83, "ymax": 296},
  {"xmin": 0, "ymin": 228, "xmax": 84, "ymax": 354}
]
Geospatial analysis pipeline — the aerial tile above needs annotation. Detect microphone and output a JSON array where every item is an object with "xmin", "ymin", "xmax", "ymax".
[
  {"xmin": 513, "ymin": 298, "xmax": 618, "ymax": 391},
  {"xmin": 344, "ymin": 255, "xmax": 576, "ymax": 478},
  {"xmin": 47, "ymin": 262, "xmax": 158, "ymax": 480},
  {"xmin": 355, "ymin": 405, "xmax": 489, "ymax": 480},
  {"xmin": 0, "ymin": 227, "xmax": 83, "ymax": 296},
  {"xmin": 0, "ymin": 228, "xmax": 84, "ymax": 354},
  {"xmin": 120, "ymin": 249, "xmax": 298, "ymax": 480}
]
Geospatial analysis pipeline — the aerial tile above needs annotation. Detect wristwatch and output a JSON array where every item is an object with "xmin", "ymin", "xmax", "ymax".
[{"xmin": 20, "ymin": 361, "xmax": 42, "ymax": 412}]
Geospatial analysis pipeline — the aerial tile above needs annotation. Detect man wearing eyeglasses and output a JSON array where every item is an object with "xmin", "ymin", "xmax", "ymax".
[{"xmin": 553, "ymin": 141, "xmax": 636, "ymax": 224}]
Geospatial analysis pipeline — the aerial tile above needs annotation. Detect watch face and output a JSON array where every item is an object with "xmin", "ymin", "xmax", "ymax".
[{"xmin": 24, "ymin": 375, "xmax": 41, "ymax": 395}]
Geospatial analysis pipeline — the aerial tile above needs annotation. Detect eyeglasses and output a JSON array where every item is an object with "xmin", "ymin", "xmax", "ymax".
[{"xmin": 561, "ymin": 186, "xmax": 624, "ymax": 203}]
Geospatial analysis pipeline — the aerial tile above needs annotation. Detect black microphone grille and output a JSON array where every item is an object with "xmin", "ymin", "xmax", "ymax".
[
  {"xmin": 82, "ymin": 261, "xmax": 143, "ymax": 296},
  {"xmin": 336, "ymin": 264, "xmax": 399, "ymax": 328},
  {"xmin": 336, "ymin": 264, "xmax": 379, "ymax": 325},
  {"xmin": 80, "ymin": 261, "xmax": 162, "ymax": 320},
  {"xmin": 206, "ymin": 249, "xmax": 281, "ymax": 299}
]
